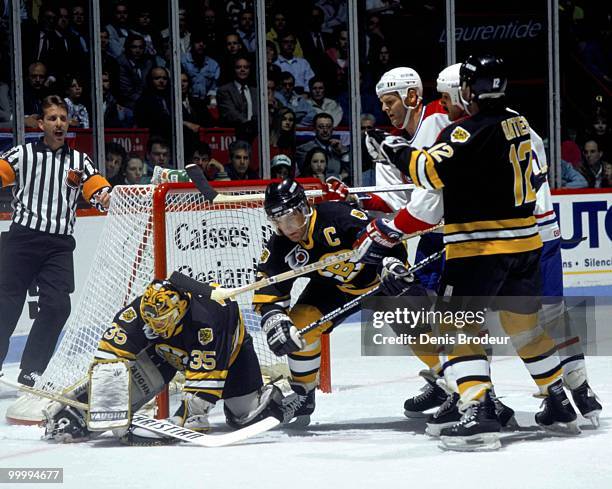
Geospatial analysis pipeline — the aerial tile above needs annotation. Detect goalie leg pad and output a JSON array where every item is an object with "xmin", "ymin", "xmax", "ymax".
[
  {"xmin": 224, "ymin": 379, "xmax": 297, "ymax": 428},
  {"xmin": 128, "ymin": 349, "xmax": 168, "ymax": 410},
  {"xmin": 88, "ymin": 359, "xmax": 131, "ymax": 431}
]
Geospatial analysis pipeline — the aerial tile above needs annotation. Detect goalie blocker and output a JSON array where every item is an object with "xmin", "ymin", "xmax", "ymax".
[{"xmin": 44, "ymin": 272, "xmax": 298, "ymax": 445}]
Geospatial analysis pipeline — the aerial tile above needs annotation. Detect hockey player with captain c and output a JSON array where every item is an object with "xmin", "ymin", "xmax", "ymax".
[
  {"xmin": 357, "ymin": 54, "xmax": 590, "ymax": 450},
  {"xmin": 44, "ymin": 272, "xmax": 298, "ymax": 445},
  {"xmin": 253, "ymin": 178, "xmax": 422, "ymax": 426}
]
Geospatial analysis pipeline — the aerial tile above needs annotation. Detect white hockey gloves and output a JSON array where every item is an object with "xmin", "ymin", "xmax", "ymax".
[{"xmin": 261, "ymin": 311, "xmax": 305, "ymax": 356}]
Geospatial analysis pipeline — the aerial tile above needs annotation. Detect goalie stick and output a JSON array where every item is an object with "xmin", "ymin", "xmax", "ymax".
[
  {"xmin": 0, "ymin": 373, "xmax": 279, "ymax": 447},
  {"xmin": 183, "ymin": 163, "xmax": 413, "ymax": 204},
  {"xmin": 297, "ymin": 249, "xmax": 445, "ymax": 339}
]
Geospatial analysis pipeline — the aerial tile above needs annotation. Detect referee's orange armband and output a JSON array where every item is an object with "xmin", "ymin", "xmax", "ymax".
[
  {"xmin": 82, "ymin": 174, "xmax": 112, "ymax": 201},
  {"xmin": 0, "ymin": 159, "xmax": 16, "ymax": 187}
]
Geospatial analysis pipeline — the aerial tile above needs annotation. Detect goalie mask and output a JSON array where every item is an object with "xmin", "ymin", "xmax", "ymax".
[
  {"xmin": 264, "ymin": 178, "xmax": 312, "ymax": 241},
  {"xmin": 140, "ymin": 280, "xmax": 190, "ymax": 338}
]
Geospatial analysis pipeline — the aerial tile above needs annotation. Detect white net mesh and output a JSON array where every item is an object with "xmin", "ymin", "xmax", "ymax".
[{"xmin": 7, "ymin": 181, "xmax": 323, "ymax": 423}]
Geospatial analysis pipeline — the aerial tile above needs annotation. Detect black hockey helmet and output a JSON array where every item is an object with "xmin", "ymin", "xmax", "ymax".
[
  {"xmin": 264, "ymin": 178, "xmax": 309, "ymax": 219},
  {"xmin": 459, "ymin": 54, "xmax": 507, "ymax": 104}
]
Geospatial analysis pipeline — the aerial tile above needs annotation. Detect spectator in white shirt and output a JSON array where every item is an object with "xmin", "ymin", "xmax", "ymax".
[
  {"xmin": 274, "ymin": 33, "xmax": 315, "ymax": 94},
  {"xmin": 304, "ymin": 77, "xmax": 343, "ymax": 127}
]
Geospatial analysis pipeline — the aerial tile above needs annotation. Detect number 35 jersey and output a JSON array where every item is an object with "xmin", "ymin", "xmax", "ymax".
[
  {"xmin": 95, "ymin": 293, "xmax": 245, "ymax": 403},
  {"xmin": 253, "ymin": 201, "xmax": 406, "ymax": 315}
]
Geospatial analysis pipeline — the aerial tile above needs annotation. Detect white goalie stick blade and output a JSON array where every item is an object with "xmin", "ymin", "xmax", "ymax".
[
  {"xmin": 0, "ymin": 373, "xmax": 89, "ymax": 411},
  {"xmin": 87, "ymin": 359, "xmax": 131, "ymax": 431},
  {"xmin": 130, "ymin": 413, "xmax": 280, "ymax": 447}
]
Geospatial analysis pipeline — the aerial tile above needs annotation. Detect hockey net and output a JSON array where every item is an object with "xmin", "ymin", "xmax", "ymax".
[{"xmin": 6, "ymin": 179, "xmax": 331, "ymax": 424}]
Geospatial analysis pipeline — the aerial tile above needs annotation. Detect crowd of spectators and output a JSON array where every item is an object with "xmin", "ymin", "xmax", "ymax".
[
  {"xmin": 0, "ymin": 0, "xmax": 411, "ymax": 185},
  {"xmin": 558, "ymin": 1, "xmax": 611, "ymax": 188},
  {"xmin": 0, "ymin": 1, "xmax": 609, "ymax": 188}
]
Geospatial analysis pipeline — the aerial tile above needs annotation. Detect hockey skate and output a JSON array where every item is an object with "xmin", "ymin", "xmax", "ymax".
[
  {"xmin": 439, "ymin": 391, "xmax": 502, "ymax": 451},
  {"xmin": 570, "ymin": 381, "xmax": 602, "ymax": 428},
  {"xmin": 282, "ymin": 383, "xmax": 315, "ymax": 428},
  {"xmin": 490, "ymin": 388, "xmax": 517, "ymax": 428},
  {"xmin": 535, "ymin": 380, "xmax": 580, "ymax": 435},
  {"xmin": 425, "ymin": 392, "xmax": 461, "ymax": 437},
  {"xmin": 564, "ymin": 369, "xmax": 602, "ymax": 428},
  {"xmin": 404, "ymin": 370, "xmax": 447, "ymax": 418}
]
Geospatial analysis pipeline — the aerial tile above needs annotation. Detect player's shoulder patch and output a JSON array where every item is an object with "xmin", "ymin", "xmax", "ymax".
[
  {"xmin": 350, "ymin": 208, "xmax": 368, "ymax": 220},
  {"xmin": 119, "ymin": 307, "xmax": 137, "ymax": 323},
  {"xmin": 450, "ymin": 126, "xmax": 471, "ymax": 143},
  {"xmin": 259, "ymin": 247, "xmax": 270, "ymax": 264},
  {"xmin": 198, "ymin": 328, "xmax": 214, "ymax": 346}
]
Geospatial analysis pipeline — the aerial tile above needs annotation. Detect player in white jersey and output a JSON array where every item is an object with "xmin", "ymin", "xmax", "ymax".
[
  {"xmin": 358, "ymin": 67, "xmax": 449, "ymax": 213},
  {"xmin": 529, "ymin": 122, "xmax": 602, "ymax": 427}
]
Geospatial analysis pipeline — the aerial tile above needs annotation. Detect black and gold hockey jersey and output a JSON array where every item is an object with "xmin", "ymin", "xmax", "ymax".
[
  {"xmin": 96, "ymin": 290, "xmax": 245, "ymax": 404},
  {"xmin": 253, "ymin": 201, "xmax": 406, "ymax": 316},
  {"xmin": 403, "ymin": 108, "xmax": 543, "ymax": 260}
]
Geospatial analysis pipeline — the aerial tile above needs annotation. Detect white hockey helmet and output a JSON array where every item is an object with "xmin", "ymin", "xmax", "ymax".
[
  {"xmin": 376, "ymin": 67, "xmax": 423, "ymax": 129},
  {"xmin": 376, "ymin": 67, "xmax": 423, "ymax": 100},
  {"xmin": 436, "ymin": 63, "xmax": 462, "ymax": 108}
]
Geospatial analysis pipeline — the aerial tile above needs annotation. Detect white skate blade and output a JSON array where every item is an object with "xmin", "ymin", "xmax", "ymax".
[
  {"xmin": 425, "ymin": 421, "xmax": 459, "ymax": 437},
  {"xmin": 284, "ymin": 415, "xmax": 311, "ymax": 429},
  {"xmin": 583, "ymin": 410, "xmax": 601, "ymax": 429},
  {"xmin": 404, "ymin": 410, "xmax": 430, "ymax": 419},
  {"xmin": 439, "ymin": 432, "xmax": 501, "ymax": 452},
  {"xmin": 539, "ymin": 420, "xmax": 581, "ymax": 436}
]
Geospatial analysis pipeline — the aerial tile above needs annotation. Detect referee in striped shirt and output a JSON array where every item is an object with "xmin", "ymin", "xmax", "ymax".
[{"xmin": 0, "ymin": 95, "xmax": 112, "ymax": 386}]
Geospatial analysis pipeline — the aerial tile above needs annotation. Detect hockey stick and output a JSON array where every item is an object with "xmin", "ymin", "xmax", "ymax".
[
  {"xmin": 0, "ymin": 373, "xmax": 90, "ymax": 410},
  {"xmin": 184, "ymin": 163, "xmax": 413, "ymax": 203},
  {"xmin": 0, "ymin": 373, "xmax": 279, "ymax": 447},
  {"xmin": 297, "ymin": 249, "xmax": 445, "ymax": 339},
  {"xmin": 210, "ymin": 222, "xmax": 444, "ymax": 302}
]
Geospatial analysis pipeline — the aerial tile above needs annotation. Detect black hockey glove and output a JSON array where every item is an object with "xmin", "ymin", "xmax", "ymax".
[
  {"xmin": 261, "ymin": 311, "xmax": 305, "ymax": 357},
  {"xmin": 365, "ymin": 129, "xmax": 413, "ymax": 174},
  {"xmin": 44, "ymin": 405, "xmax": 89, "ymax": 443},
  {"xmin": 379, "ymin": 257, "xmax": 429, "ymax": 296}
]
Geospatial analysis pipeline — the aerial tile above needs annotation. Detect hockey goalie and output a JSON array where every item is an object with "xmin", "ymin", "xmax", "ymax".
[{"xmin": 43, "ymin": 272, "xmax": 299, "ymax": 445}]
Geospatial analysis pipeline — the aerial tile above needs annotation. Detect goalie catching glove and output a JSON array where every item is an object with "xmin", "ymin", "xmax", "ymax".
[
  {"xmin": 262, "ymin": 310, "xmax": 305, "ymax": 356},
  {"xmin": 353, "ymin": 217, "xmax": 403, "ymax": 264},
  {"xmin": 365, "ymin": 129, "xmax": 413, "ymax": 172}
]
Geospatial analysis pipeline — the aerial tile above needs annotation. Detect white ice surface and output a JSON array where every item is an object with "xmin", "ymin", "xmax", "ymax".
[{"xmin": 1, "ymin": 321, "xmax": 611, "ymax": 489}]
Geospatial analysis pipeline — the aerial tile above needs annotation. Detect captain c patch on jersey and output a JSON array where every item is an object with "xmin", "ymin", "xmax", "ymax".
[{"xmin": 450, "ymin": 126, "xmax": 471, "ymax": 143}]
